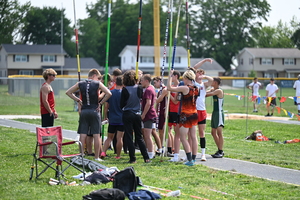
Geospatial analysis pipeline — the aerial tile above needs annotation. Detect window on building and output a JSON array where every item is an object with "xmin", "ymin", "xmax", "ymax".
[
  {"xmin": 140, "ymin": 56, "xmax": 154, "ymax": 63},
  {"xmin": 240, "ymin": 59, "xmax": 243, "ymax": 65},
  {"xmin": 19, "ymin": 70, "xmax": 34, "ymax": 75},
  {"xmin": 123, "ymin": 57, "xmax": 125, "ymax": 63},
  {"xmin": 42, "ymin": 55, "xmax": 55, "ymax": 62},
  {"xmin": 249, "ymin": 58, "xmax": 253, "ymax": 65},
  {"xmin": 166, "ymin": 57, "xmax": 181, "ymax": 63},
  {"xmin": 284, "ymin": 58, "xmax": 294, "ymax": 65},
  {"xmin": 131, "ymin": 56, "xmax": 134, "ymax": 63},
  {"xmin": 264, "ymin": 72, "xmax": 277, "ymax": 78},
  {"xmin": 261, "ymin": 58, "xmax": 272, "ymax": 65},
  {"xmin": 14, "ymin": 55, "xmax": 28, "ymax": 62}
]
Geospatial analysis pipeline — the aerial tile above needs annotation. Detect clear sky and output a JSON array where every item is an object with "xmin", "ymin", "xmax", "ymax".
[{"xmin": 19, "ymin": 0, "xmax": 299, "ymax": 26}]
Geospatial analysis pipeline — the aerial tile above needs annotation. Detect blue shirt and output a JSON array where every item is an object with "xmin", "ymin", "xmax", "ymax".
[{"xmin": 107, "ymin": 88, "xmax": 123, "ymax": 124}]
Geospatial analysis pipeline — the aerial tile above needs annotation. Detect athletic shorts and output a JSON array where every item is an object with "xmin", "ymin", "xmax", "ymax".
[
  {"xmin": 211, "ymin": 111, "xmax": 224, "ymax": 129},
  {"xmin": 197, "ymin": 110, "xmax": 207, "ymax": 123},
  {"xmin": 270, "ymin": 98, "xmax": 276, "ymax": 106},
  {"xmin": 168, "ymin": 112, "xmax": 178, "ymax": 127},
  {"xmin": 157, "ymin": 114, "xmax": 165, "ymax": 130},
  {"xmin": 41, "ymin": 113, "xmax": 54, "ymax": 127},
  {"xmin": 78, "ymin": 109, "xmax": 101, "ymax": 135},
  {"xmin": 179, "ymin": 112, "xmax": 198, "ymax": 128},
  {"xmin": 108, "ymin": 124, "xmax": 124, "ymax": 133},
  {"xmin": 143, "ymin": 120, "xmax": 154, "ymax": 129}
]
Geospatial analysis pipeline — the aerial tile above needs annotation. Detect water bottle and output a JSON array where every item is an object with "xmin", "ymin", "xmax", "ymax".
[
  {"xmin": 177, "ymin": 92, "xmax": 182, "ymax": 101},
  {"xmin": 166, "ymin": 190, "xmax": 181, "ymax": 197}
]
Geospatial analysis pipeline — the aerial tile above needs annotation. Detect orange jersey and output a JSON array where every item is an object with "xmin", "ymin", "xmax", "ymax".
[{"xmin": 181, "ymin": 85, "xmax": 199, "ymax": 114}]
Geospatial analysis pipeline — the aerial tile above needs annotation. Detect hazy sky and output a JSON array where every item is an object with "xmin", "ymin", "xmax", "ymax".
[{"xmin": 19, "ymin": 0, "xmax": 299, "ymax": 26}]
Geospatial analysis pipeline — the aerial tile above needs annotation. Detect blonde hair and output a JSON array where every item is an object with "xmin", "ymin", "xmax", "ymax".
[
  {"xmin": 42, "ymin": 68, "xmax": 57, "ymax": 80},
  {"xmin": 182, "ymin": 70, "xmax": 195, "ymax": 81}
]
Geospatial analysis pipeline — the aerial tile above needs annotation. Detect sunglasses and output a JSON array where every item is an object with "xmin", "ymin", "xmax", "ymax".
[{"xmin": 48, "ymin": 74, "xmax": 56, "ymax": 77}]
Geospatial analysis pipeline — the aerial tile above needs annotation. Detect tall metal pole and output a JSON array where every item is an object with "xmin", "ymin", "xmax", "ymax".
[
  {"xmin": 60, "ymin": 4, "xmax": 63, "ymax": 76},
  {"xmin": 135, "ymin": 0, "xmax": 143, "ymax": 79},
  {"xmin": 73, "ymin": 0, "xmax": 81, "ymax": 81},
  {"xmin": 185, "ymin": 0, "xmax": 190, "ymax": 68}
]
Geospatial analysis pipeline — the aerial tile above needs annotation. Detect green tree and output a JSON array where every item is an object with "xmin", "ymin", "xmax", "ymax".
[
  {"xmin": 291, "ymin": 28, "xmax": 300, "ymax": 49},
  {"xmin": 252, "ymin": 20, "xmax": 297, "ymax": 48},
  {"xmin": 21, "ymin": 7, "xmax": 75, "ymax": 57},
  {"xmin": 80, "ymin": 0, "xmax": 168, "ymax": 67},
  {"xmin": 0, "ymin": 0, "xmax": 30, "ymax": 44},
  {"xmin": 189, "ymin": 0, "xmax": 270, "ymax": 71}
]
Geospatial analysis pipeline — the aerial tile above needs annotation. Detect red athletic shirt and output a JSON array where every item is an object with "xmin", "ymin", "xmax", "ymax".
[
  {"xmin": 169, "ymin": 92, "xmax": 179, "ymax": 112},
  {"xmin": 40, "ymin": 83, "xmax": 55, "ymax": 114}
]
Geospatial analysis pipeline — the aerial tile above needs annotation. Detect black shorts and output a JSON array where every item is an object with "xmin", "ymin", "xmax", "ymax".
[
  {"xmin": 78, "ymin": 109, "xmax": 101, "ymax": 135},
  {"xmin": 198, "ymin": 119, "xmax": 206, "ymax": 125},
  {"xmin": 108, "ymin": 124, "xmax": 124, "ymax": 133},
  {"xmin": 168, "ymin": 112, "xmax": 179, "ymax": 124},
  {"xmin": 41, "ymin": 113, "xmax": 54, "ymax": 127},
  {"xmin": 270, "ymin": 98, "xmax": 276, "ymax": 106}
]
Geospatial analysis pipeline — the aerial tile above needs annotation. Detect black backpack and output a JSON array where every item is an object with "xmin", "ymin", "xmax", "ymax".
[
  {"xmin": 82, "ymin": 188, "xmax": 126, "ymax": 200},
  {"xmin": 113, "ymin": 166, "xmax": 137, "ymax": 195}
]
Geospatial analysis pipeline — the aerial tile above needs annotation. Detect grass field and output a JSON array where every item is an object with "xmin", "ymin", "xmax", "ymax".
[{"xmin": 0, "ymin": 84, "xmax": 300, "ymax": 199}]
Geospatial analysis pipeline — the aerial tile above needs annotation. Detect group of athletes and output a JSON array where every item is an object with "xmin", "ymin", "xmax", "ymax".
[{"xmin": 40, "ymin": 58, "xmax": 225, "ymax": 166}]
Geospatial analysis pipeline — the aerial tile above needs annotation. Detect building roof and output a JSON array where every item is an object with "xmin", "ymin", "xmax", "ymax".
[
  {"xmin": 241, "ymin": 48, "xmax": 300, "ymax": 58},
  {"xmin": 119, "ymin": 45, "xmax": 187, "ymax": 57},
  {"xmin": 64, "ymin": 58, "xmax": 102, "ymax": 70},
  {"xmin": 1, "ymin": 44, "xmax": 67, "ymax": 55},
  {"xmin": 190, "ymin": 58, "xmax": 225, "ymax": 72}
]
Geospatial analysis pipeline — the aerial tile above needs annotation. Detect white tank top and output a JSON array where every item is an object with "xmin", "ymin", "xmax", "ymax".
[{"xmin": 196, "ymin": 82, "xmax": 206, "ymax": 110}]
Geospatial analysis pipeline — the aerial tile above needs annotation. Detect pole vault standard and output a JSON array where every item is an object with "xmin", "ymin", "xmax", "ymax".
[
  {"xmin": 135, "ymin": 0, "xmax": 143, "ymax": 79},
  {"xmin": 159, "ymin": 0, "xmax": 172, "ymax": 160},
  {"xmin": 185, "ymin": 0, "xmax": 190, "ymax": 68},
  {"xmin": 72, "ymin": 0, "xmax": 81, "ymax": 81}
]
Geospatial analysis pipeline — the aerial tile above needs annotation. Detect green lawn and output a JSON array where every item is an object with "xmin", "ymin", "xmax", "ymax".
[{"xmin": 0, "ymin": 84, "xmax": 300, "ymax": 199}]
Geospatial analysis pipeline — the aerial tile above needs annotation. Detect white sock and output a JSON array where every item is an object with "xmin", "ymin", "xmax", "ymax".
[
  {"xmin": 148, "ymin": 152, "xmax": 154, "ymax": 159},
  {"xmin": 174, "ymin": 153, "xmax": 179, "ymax": 159},
  {"xmin": 201, "ymin": 148, "xmax": 206, "ymax": 155}
]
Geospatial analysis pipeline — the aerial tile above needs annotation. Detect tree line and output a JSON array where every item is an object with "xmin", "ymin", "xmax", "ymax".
[{"xmin": 1, "ymin": 0, "xmax": 299, "ymax": 72}]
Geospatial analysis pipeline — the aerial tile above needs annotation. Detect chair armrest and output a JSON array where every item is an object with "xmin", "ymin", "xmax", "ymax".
[
  {"xmin": 38, "ymin": 141, "xmax": 54, "ymax": 146},
  {"xmin": 62, "ymin": 141, "xmax": 76, "ymax": 146}
]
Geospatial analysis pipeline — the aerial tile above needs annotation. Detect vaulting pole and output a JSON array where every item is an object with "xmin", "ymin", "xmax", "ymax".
[
  {"xmin": 135, "ymin": 0, "xmax": 143, "ymax": 79},
  {"xmin": 171, "ymin": 0, "xmax": 183, "ymax": 71},
  {"xmin": 162, "ymin": 0, "xmax": 182, "ymax": 158},
  {"xmin": 185, "ymin": 0, "xmax": 190, "ymax": 68},
  {"xmin": 102, "ymin": 0, "xmax": 112, "ymax": 142},
  {"xmin": 159, "ymin": 0, "xmax": 172, "ymax": 159},
  {"xmin": 73, "ymin": 0, "xmax": 81, "ymax": 81}
]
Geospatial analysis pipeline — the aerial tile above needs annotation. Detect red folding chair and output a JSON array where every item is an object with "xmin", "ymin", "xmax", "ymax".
[{"xmin": 29, "ymin": 126, "xmax": 86, "ymax": 181}]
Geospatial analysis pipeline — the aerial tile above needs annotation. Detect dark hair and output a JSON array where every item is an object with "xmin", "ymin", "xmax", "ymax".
[
  {"xmin": 213, "ymin": 77, "xmax": 221, "ymax": 85},
  {"xmin": 173, "ymin": 70, "xmax": 181, "ymax": 79},
  {"xmin": 187, "ymin": 67, "xmax": 196, "ymax": 75},
  {"xmin": 112, "ymin": 68, "xmax": 122, "ymax": 76},
  {"xmin": 253, "ymin": 77, "xmax": 257, "ymax": 80},
  {"xmin": 101, "ymin": 73, "xmax": 112, "ymax": 82},
  {"xmin": 115, "ymin": 76, "xmax": 123, "ymax": 86},
  {"xmin": 123, "ymin": 70, "xmax": 137, "ymax": 86},
  {"xmin": 270, "ymin": 78, "xmax": 274, "ymax": 81},
  {"xmin": 152, "ymin": 76, "xmax": 162, "ymax": 82}
]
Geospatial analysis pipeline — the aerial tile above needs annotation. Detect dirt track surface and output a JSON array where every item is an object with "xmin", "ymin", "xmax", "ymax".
[{"xmin": 206, "ymin": 113, "xmax": 291, "ymax": 121}]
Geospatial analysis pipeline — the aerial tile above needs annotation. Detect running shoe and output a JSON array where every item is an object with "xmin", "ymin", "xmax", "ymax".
[
  {"xmin": 169, "ymin": 157, "xmax": 179, "ymax": 162},
  {"xmin": 95, "ymin": 158, "xmax": 104, "ymax": 162},
  {"xmin": 211, "ymin": 151, "xmax": 224, "ymax": 158},
  {"xmin": 184, "ymin": 160, "xmax": 194, "ymax": 166},
  {"xmin": 200, "ymin": 154, "xmax": 207, "ymax": 161},
  {"xmin": 100, "ymin": 152, "xmax": 106, "ymax": 159}
]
